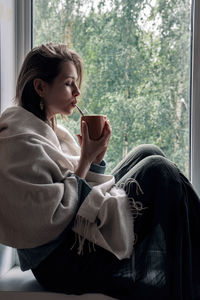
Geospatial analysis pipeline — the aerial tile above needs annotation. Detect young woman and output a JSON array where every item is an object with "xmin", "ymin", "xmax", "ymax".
[{"xmin": 0, "ymin": 43, "xmax": 199, "ymax": 300}]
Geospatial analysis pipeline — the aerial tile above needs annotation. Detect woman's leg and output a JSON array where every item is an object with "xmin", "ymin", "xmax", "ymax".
[
  {"xmin": 111, "ymin": 144, "xmax": 166, "ymax": 182},
  {"xmin": 114, "ymin": 153, "xmax": 200, "ymax": 299},
  {"xmin": 31, "ymin": 145, "xmax": 166, "ymax": 299},
  {"xmin": 32, "ymin": 145, "xmax": 200, "ymax": 299},
  {"xmin": 31, "ymin": 145, "xmax": 165, "ymax": 299},
  {"xmin": 32, "ymin": 230, "xmax": 134, "ymax": 299}
]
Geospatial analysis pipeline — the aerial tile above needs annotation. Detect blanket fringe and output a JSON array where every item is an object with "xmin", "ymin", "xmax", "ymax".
[
  {"xmin": 72, "ymin": 178, "xmax": 146, "ymax": 255},
  {"xmin": 71, "ymin": 216, "xmax": 96, "ymax": 255},
  {"xmin": 118, "ymin": 179, "xmax": 145, "ymax": 217},
  {"xmin": 118, "ymin": 178, "xmax": 146, "ymax": 245}
]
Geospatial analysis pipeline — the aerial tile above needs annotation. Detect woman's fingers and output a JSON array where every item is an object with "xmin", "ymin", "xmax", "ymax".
[
  {"xmin": 81, "ymin": 120, "xmax": 90, "ymax": 141},
  {"xmin": 79, "ymin": 119, "xmax": 112, "ymax": 164},
  {"xmin": 76, "ymin": 134, "xmax": 82, "ymax": 146},
  {"xmin": 100, "ymin": 120, "xmax": 112, "ymax": 142}
]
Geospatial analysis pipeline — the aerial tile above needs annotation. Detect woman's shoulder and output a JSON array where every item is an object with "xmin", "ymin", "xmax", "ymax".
[
  {"xmin": 0, "ymin": 105, "xmax": 41, "ymax": 132},
  {"xmin": 0, "ymin": 105, "xmax": 60, "ymax": 148}
]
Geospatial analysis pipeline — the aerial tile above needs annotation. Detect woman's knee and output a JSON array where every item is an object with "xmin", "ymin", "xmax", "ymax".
[
  {"xmin": 129, "ymin": 144, "xmax": 166, "ymax": 160},
  {"xmin": 136, "ymin": 155, "xmax": 181, "ymax": 185},
  {"xmin": 112, "ymin": 144, "xmax": 166, "ymax": 183}
]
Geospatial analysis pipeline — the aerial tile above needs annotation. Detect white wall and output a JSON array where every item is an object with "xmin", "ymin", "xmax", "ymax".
[
  {"xmin": 0, "ymin": 0, "xmax": 32, "ymax": 277},
  {"xmin": 0, "ymin": 0, "xmax": 16, "ymax": 277},
  {"xmin": 0, "ymin": 0, "xmax": 16, "ymax": 113}
]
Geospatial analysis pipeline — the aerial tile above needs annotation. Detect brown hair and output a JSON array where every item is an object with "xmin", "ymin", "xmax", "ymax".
[{"xmin": 15, "ymin": 43, "xmax": 83, "ymax": 128}]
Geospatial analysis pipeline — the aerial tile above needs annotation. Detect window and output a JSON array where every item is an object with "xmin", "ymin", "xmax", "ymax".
[
  {"xmin": 33, "ymin": 0, "xmax": 192, "ymax": 177},
  {"xmin": 0, "ymin": 0, "xmax": 199, "ymax": 273},
  {"xmin": 0, "ymin": 0, "xmax": 198, "ymax": 273}
]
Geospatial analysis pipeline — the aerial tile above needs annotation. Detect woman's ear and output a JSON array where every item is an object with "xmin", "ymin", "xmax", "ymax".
[{"xmin": 33, "ymin": 78, "xmax": 48, "ymax": 98}]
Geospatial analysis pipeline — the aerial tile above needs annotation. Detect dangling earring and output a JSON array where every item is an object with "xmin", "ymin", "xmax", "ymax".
[{"xmin": 40, "ymin": 99, "xmax": 44, "ymax": 111}]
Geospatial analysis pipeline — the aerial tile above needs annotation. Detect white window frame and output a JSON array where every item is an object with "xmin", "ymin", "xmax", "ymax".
[
  {"xmin": 0, "ymin": 0, "xmax": 32, "ymax": 274},
  {"xmin": 191, "ymin": 0, "xmax": 200, "ymax": 196},
  {"xmin": 0, "ymin": 0, "xmax": 20, "ymax": 276},
  {"xmin": 15, "ymin": 0, "xmax": 32, "ymax": 78}
]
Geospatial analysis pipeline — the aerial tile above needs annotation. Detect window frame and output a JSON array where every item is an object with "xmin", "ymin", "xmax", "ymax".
[
  {"xmin": 15, "ymin": 0, "xmax": 32, "ymax": 78},
  {"xmin": 191, "ymin": 0, "xmax": 200, "ymax": 196}
]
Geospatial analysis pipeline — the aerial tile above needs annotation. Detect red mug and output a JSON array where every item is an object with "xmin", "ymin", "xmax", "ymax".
[{"xmin": 81, "ymin": 115, "xmax": 107, "ymax": 140}]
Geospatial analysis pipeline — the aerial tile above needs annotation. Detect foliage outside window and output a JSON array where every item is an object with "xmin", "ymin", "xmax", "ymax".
[{"xmin": 33, "ymin": 0, "xmax": 191, "ymax": 176}]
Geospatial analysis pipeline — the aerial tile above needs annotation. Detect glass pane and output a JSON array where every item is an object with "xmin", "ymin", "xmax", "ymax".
[{"xmin": 33, "ymin": 0, "xmax": 191, "ymax": 176}]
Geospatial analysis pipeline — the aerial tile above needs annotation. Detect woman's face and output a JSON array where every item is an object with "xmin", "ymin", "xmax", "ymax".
[{"xmin": 43, "ymin": 61, "xmax": 80, "ymax": 119}]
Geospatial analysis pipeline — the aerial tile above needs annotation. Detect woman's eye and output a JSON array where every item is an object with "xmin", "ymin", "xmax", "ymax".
[{"xmin": 65, "ymin": 82, "xmax": 71, "ymax": 86}]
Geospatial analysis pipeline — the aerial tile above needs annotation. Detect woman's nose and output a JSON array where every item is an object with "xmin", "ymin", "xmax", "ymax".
[{"xmin": 73, "ymin": 85, "xmax": 80, "ymax": 97}]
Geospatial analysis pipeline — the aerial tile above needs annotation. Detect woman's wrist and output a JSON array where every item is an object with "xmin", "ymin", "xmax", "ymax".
[
  {"xmin": 92, "ymin": 159, "xmax": 101, "ymax": 165},
  {"xmin": 74, "ymin": 157, "xmax": 91, "ymax": 179}
]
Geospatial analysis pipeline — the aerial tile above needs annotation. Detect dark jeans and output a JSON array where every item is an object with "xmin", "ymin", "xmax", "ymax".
[{"xmin": 32, "ymin": 144, "xmax": 200, "ymax": 300}]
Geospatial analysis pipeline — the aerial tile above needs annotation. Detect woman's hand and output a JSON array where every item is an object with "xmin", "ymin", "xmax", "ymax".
[
  {"xmin": 77, "ymin": 119, "xmax": 112, "ymax": 164},
  {"xmin": 75, "ymin": 119, "xmax": 111, "ymax": 178}
]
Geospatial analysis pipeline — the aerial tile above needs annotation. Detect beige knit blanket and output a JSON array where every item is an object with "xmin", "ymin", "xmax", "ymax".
[{"xmin": 0, "ymin": 106, "xmax": 134, "ymax": 259}]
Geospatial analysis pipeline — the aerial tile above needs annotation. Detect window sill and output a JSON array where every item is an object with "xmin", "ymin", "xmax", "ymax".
[{"xmin": 0, "ymin": 266, "xmax": 116, "ymax": 299}]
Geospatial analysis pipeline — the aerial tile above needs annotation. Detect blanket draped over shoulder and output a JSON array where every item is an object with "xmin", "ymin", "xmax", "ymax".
[{"xmin": 0, "ymin": 106, "xmax": 135, "ymax": 260}]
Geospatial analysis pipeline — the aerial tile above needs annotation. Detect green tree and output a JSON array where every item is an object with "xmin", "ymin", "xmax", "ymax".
[{"xmin": 33, "ymin": 0, "xmax": 191, "ymax": 175}]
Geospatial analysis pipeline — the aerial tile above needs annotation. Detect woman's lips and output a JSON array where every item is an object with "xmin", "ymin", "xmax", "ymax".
[{"xmin": 71, "ymin": 100, "xmax": 77, "ymax": 107}]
